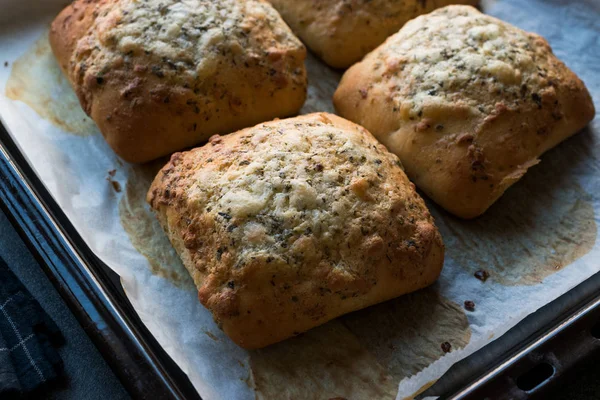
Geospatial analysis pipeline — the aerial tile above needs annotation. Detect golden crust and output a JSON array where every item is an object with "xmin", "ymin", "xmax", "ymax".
[
  {"xmin": 267, "ymin": 0, "xmax": 479, "ymax": 69},
  {"xmin": 147, "ymin": 112, "xmax": 444, "ymax": 349},
  {"xmin": 334, "ymin": 5, "xmax": 595, "ymax": 218},
  {"xmin": 49, "ymin": 0, "xmax": 307, "ymax": 163}
]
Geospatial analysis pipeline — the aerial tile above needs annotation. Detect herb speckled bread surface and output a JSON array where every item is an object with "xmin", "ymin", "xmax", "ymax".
[
  {"xmin": 334, "ymin": 5, "xmax": 594, "ymax": 218},
  {"xmin": 50, "ymin": 0, "xmax": 307, "ymax": 163},
  {"xmin": 267, "ymin": 0, "xmax": 479, "ymax": 68},
  {"xmin": 147, "ymin": 113, "xmax": 444, "ymax": 349}
]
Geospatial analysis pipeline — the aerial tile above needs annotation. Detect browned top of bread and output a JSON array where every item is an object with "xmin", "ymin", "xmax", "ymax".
[
  {"xmin": 334, "ymin": 5, "xmax": 595, "ymax": 218},
  {"xmin": 268, "ymin": 0, "xmax": 479, "ymax": 68},
  {"xmin": 147, "ymin": 113, "xmax": 444, "ymax": 348},
  {"xmin": 50, "ymin": 0, "xmax": 307, "ymax": 163}
]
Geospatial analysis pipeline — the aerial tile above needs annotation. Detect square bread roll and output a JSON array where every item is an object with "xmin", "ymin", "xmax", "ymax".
[
  {"xmin": 267, "ymin": 0, "xmax": 478, "ymax": 68},
  {"xmin": 334, "ymin": 5, "xmax": 595, "ymax": 218},
  {"xmin": 147, "ymin": 113, "xmax": 444, "ymax": 349},
  {"xmin": 50, "ymin": 0, "xmax": 307, "ymax": 163}
]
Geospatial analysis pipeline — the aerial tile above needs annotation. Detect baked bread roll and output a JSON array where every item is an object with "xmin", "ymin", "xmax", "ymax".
[
  {"xmin": 147, "ymin": 113, "xmax": 444, "ymax": 349},
  {"xmin": 50, "ymin": 0, "xmax": 307, "ymax": 163},
  {"xmin": 267, "ymin": 0, "xmax": 478, "ymax": 69},
  {"xmin": 334, "ymin": 5, "xmax": 595, "ymax": 218}
]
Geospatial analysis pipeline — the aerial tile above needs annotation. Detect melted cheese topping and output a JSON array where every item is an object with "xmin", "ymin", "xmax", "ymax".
[
  {"xmin": 72, "ymin": 0, "xmax": 302, "ymax": 84},
  {"xmin": 154, "ymin": 115, "xmax": 433, "ymax": 275},
  {"xmin": 369, "ymin": 5, "xmax": 554, "ymax": 117}
]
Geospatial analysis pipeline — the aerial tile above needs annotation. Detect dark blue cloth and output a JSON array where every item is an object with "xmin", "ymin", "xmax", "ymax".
[{"xmin": 0, "ymin": 257, "xmax": 64, "ymax": 397}]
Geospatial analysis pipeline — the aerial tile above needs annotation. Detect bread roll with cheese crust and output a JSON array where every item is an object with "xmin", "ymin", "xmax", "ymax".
[
  {"xmin": 147, "ymin": 113, "xmax": 444, "ymax": 349},
  {"xmin": 267, "ymin": 0, "xmax": 479, "ymax": 69},
  {"xmin": 334, "ymin": 5, "xmax": 595, "ymax": 218},
  {"xmin": 50, "ymin": 0, "xmax": 307, "ymax": 163}
]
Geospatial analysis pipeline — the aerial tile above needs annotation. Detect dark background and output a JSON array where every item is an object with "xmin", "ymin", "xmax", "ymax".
[{"xmin": 1, "ymin": 205, "xmax": 598, "ymax": 400}]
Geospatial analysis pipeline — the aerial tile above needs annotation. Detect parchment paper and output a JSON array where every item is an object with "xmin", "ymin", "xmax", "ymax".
[{"xmin": 0, "ymin": 0, "xmax": 598, "ymax": 398}]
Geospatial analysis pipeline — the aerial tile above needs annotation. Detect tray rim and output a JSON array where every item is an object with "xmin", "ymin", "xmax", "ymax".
[{"xmin": 443, "ymin": 274, "xmax": 600, "ymax": 399}]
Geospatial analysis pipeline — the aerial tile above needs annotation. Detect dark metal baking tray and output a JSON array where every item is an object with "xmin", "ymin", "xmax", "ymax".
[
  {"xmin": 0, "ymin": 117, "xmax": 598, "ymax": 399},
  {"xmin": 0, "ymin": 122, "xmax": 201, "ymax": 399}
]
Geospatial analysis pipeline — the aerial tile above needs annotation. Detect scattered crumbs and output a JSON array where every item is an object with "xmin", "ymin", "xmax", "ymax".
[
  {"xmin": 237, "ymin": 359, "xmax": 244, "ymax": 368},
  {"xmin": 464, "ymin": 300, "xmax": 475, "ymax": 312},
  {"xmin": 107, "ymin": 169, "xmax": 121, "ymax": 192},
  {"xmin": 204, "ymin": 331, "xmax": 219, "ymax": 341},
  {"xmin": 474, "ymin": 269, "xmax": 490, "ymax": 282},
  {"xmin": 441, "ymin": 341, "xmax": 452, "ymax": 353},
  {"xmin": 110, "ymin": 180, "xmax": 122, "ymax": 193}
]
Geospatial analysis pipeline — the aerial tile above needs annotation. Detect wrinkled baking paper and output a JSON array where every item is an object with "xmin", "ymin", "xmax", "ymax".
[{"xmin": 0, "ymin": 0, "xmax": 598, "ymax": 398}]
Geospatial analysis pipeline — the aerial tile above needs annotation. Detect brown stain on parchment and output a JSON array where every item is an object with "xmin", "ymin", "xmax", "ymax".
[
  {"xmin": 5, "ymin": 30, "xmax": 98, "ymax": 136},
  {"xmin": 435, "ymin": 145, "xmax": 597, "ymax": 285},
  {"xmin": 249, "ymin": 321, "xmax": 398, "ymax": 400},
  {"xmin": 249, "ymin": 288, "xmax": 470, "ymax": 399},
  {"xmin": 341, "ymin": 287, "xmax": 471, "ymax": 381},
  {"xmin": 118, "ymin": 161, "xmax": 194, "ymax": 290}
]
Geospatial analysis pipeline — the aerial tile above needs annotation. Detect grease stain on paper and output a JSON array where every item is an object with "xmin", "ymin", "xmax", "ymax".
[
  {"xmin": 249, "ymin": 321, "xmax": 397, "ymax": 400},
  {"xmin": 248, "ymin": 288, "xmax": 470, "ymax": 399},
  {"xmin": 436, "ymin": 151, "xmax": 597, "ymax": 286},
  {"xmin": 341, "ymin": 288, "xmax": 471, "ymax": 381},
  {"xmin": 5, "ymin": 30, "xmax": 98, "ymax": 136},
  {"xmin": 118, "ymin": 161, "xmax": 194, "ymax": 290}
]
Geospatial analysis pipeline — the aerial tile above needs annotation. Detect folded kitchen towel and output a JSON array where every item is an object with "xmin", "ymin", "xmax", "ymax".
[{"xmin": 0, "ymin": 257, "xmax": 64, "ymax": 397}]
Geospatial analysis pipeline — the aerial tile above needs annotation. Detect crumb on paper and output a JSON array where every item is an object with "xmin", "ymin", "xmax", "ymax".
[
  {"xmin": 441, "ymin": 342, "xmax": 452, "ymax": 353},
  {"xmin": 106, "ymin": 169, "xmax": 121, "ymax": 192},
  {"xmin": 4, "ymin": 61, "xmax": 8, "ymax": 67},
  {"xmin": 464, "ymin": 300, "xmax": 475, "ymax": 312},
  {"xmin": 110, "ymin": 180, "xmax": 122, "ymax": 193},
  {"xmin": 554, "ymin": 262, "xmax": 562, "ymax": 270},
  {"xmin": 474, "ymin": 269, "xmax": 490, "ymax": 282},
  {"xmin": 204, "ymin": 331, "xmax": 219, "ymax": 341}
]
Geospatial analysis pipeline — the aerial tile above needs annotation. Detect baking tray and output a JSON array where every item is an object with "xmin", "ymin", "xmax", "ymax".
[
  {"xmin": 0, "ymin": 119, "xmax": 599, "ymax": 400},
  {"xmin": 0, "ymin": 122, "xmax": 200, "ymax": 399}
]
